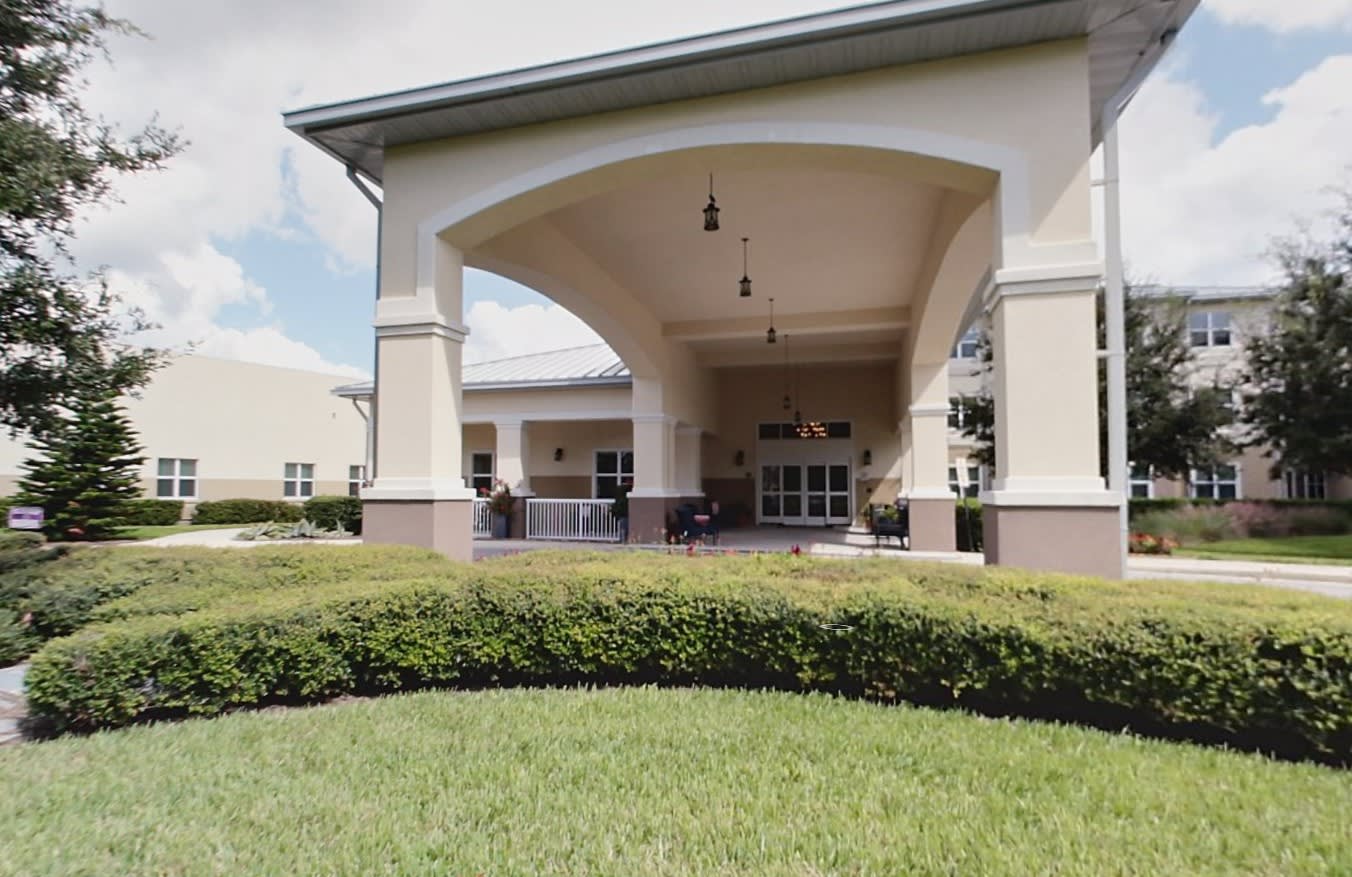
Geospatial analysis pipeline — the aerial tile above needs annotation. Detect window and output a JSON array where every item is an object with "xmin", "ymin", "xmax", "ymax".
[
  {"xmin": 283, "ymin": 463, "xmax": 315, "ymax": 499},
  {"xmin": 594, "ymin": 450, "xmax": 634, "ymax": 499},
  {"xmin": 948, "ymin": 464, "xmax": 982, "ymax": 499},
  {"xmin": 1129, "ymin": 463, "xmax": 1154, "ymax": 499},
  {"xmin": 757, "ymin": 421, "xmax": 851, "ymax": 440},
  {"xmin": 156, "ymin": 458, "xmax": 197, "ymax": 498},
  {"xmin": 348, "ymin": 465, "xmax": 365, "ymax": 498},
  {"xmin": 1190, "ymin": 464, "xmax": 1239, "ymax": 500},
  {"xmin": 951, "ymin": 327, "xmax": 981, "ymax": 359},
  {"xmin": 948, "ymin": 397, "xmax": 975, "ymax": 431},
  {"xmin": 468, "ymin": 452, "xmax": 494, "ymax": 494},
  {"xmin": 1284, "ymin": 470, "xmax": 1327, "ymax": 500},
  {"xmin": 1189, "ymin": 311, "xmax": 1232, "ymax": 347}
]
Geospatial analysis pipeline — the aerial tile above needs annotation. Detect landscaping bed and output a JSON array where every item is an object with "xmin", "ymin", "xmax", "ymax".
[
  {"xmin": 2, "ymin": 687, "xmax": 1349, "ymax": 876},
  {"xmin": 20, "ymin": 548, "xmax": 1352, "ymax": 761}
]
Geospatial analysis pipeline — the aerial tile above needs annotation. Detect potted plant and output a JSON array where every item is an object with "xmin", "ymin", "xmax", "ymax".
[
  {"xmin": 487, "ymin": 479, "xmax": 514, "ymax": 538},
  {"xmin": 611, "ymin": 481, "xmax": 631, "ymax": 543}
]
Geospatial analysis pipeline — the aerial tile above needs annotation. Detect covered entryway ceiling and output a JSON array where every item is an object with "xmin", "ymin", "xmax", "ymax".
[{"xmin": 478, "ymin": 144, "xmax": 987, "ymax": 368}]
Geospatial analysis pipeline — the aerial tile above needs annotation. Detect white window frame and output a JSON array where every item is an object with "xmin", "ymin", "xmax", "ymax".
[
  {"xmin": 1190, "ymin": 464, "xmax": 1240, "ymax": 500},
  {"xmin": 348, "ymin": 465, "xmax": 365, "ymax": 498},
  {"xmin": 593, "ymin": 449, "xmax": 635, "ymax": 499},
  {"xmin": 283, "ymin": 462, "xmax": 315, "ymax": 499},
  {"xmin": 1189, "ymin": 310, "xmax": 1232, "ymax": 348},
  {"xmin": 1128, "ymin": 463, "xmax": 1154, "ymax": 499},
  {"xmin": 951, "ymin": 327, "xmax": 981, "ymax": 360},
  {"xmin": 468, "ymin": 451, "xmax": 494, "ymax": 495},
  {"xmin": 156, "ymin": 457, "xmax": 197, "ymax": 499},
  {"xmin": 1283, "ymin": 470, "xmax": 1327, "ymax": 500}
]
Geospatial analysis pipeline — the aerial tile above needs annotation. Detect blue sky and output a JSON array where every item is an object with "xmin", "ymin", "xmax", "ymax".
[{"xmin": 79, "ymin": 1, "xmax": 1352, "ymax": 377}]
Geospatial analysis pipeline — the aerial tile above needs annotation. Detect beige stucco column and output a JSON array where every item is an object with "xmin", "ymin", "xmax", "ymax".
[
  {"xmin": 494, "ymin": 419, "xmax": 532, "ymax": 538},
  {"xmin": 982, "ymin": 269, "xmax": 1121, "ymax": 577},
  {"xmin": 628, "ymin": 414, "xmax": 680, "ymax": 542},
  {"xmin": 902, "ymin": 362, "xmax": 956, "ymax": 552},
  {"xmin": 674, "ymin": 425, "xmax": 704, "ymax": 498},
  {"xmin": 361, "ymin": 236, "xmax": 475, "ymax": 560}
]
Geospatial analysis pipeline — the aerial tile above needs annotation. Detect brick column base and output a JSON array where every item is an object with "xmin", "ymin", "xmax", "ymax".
[
  {"xmin": 363, "ymin": 499, "xmax": 473, "ymax": 561},
  {"xmin": 983, "ymin": 505, "xmax": 1120, "ymax": 578}
]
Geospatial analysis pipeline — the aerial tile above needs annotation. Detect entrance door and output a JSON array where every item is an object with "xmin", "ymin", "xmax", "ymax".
[{"xmin": 760, "ymin": 461, "xmax": 850, "ymax": 526}]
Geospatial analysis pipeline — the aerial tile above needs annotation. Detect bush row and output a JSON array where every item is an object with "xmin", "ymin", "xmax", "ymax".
[
  {"xmin": 0, "ymin": 497, "xmax": 183, "ymax": 528},
  {"xmin": 0, "ymin": 545, "xmax": 447, "ymax": 664},
  {"xmin": 1134, "ymin": 502, "xmax": 1352, "ymax": 544},
  {"xmin": 1129, "ymin": 497, "xmax": 1352, "ymax": 520},
  {"xmin": 191, "ymin": 499, "xmax": 304, "ymax": 525},
  {"xmin": 25, "ymin": 550, "xmax": 1352, "ymax": 762}
]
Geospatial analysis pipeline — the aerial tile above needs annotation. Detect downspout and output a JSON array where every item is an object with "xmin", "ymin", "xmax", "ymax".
[
  {"xmin": 346, "ymin": 165, "xmax": 382, "ymax": 487},
  {"xmin": 1100, "ymin": 21, "xmax": 1182, "ymax": 577}
]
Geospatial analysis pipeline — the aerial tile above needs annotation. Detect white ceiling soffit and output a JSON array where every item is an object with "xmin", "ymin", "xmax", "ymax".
[{"xmin": 285, "ymin": 0, "xmax": 1199, "ymax": 183}]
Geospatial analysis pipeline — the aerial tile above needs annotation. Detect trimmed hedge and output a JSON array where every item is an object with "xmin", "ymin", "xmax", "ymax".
[
  {"xmin": 1129, "ymin": 497, "xmax": 1352, "ymax": 521},
  {"xmin": 192, "ymin": 499, "xmax": 304, "ymax": 525},
  {"xmin": 955, "ymin": 499, "xmax": 982, "ymax": 551},
  {"xmin": 0, "ymin": 545, "xmax": 448, "ymax": 663},
  {"xmin": 120, "ymin": 499, "xmax": 185, "ymax": 526},
  {"xmin": 303, "ymin": 495, "xmax": 362, "ymax": 534},
  {"xmin": 25, "ymin": 550, "xmax": 1352, "ymax": 762}
]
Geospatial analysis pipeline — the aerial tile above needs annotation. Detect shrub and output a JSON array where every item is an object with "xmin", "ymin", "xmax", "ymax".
[
  {"xmin": 1134, "ymin": 506, "xmax": 1238, "ymax": 543},
  {"xmin": 302, "ymin": 495, "xmax": 362, "ymax": 534},
  {"xmin": 0, "ymin": 530, "xmax": 65, "ymax": 576},
  {"xmin": 1134, "ymin": 502, "xmax": 1352, "ymax": 545},
  {"xmin": 24, "ymin": 550, "xmax": 1352, "ymax": 762},
  {"xmin": 192, "ymin": 499, "xmax": 304, "ymax": 525},
  {"xmin": 0, "ymin": 608, "xmax": 36, "ymax": 666},
  {"xmin": 955, "ymin": 499, "xmax": 982, "ymax": 551},
  {"xmin": 120, "ymin": 499, "xmax": 185, "ymax": 526},
  {"xmin": 0, "ymin": 545, "xmax": 449, "ymax": 662}
]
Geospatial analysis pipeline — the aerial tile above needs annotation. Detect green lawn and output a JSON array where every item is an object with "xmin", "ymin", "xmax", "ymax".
[
  {"xmin": 1178, "ymin": 533, "xmax": 1352, "ymax": 564},
  {"xmin": 4, "ymin": 688, "xmax": 1350, "ymax": 877},
  {"xmin": 116, "ymin": 523, "xmax": 250, "ymax": 541}
]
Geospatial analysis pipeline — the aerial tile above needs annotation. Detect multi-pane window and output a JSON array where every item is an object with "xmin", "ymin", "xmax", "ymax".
[
  {"xmin": 1190, "ymin": 464, "xmax": 1239, "ymax": 500},
  {"xmin": 348, "ymin": 465, "xmax": 365, "ymax": 498},
  {"xmin": 948, "ymin": 397, "xmax": 971, "ymax": 431},
  {"xmin": 283, "ymin": 463, "xmax": 315, "ymax": 499},
  {"xmin": 948, "ymin": 464, "xmax": 982, "ymax": 499},
  {"xmin": 1129, "ymin": 463, "xmax": 1154, "ymax": 499},
  {"xmin": 757, "ymin": 421, "xmax": 851, "ymax": 440},
  {"xmin": 594, "ymin": 450, "xmax": 634, "ymax": 499},
  {"xmin": 1189, "ymin": 311, "xmax": 1232, "ymax": 347},
  {"xmin": 156, "ymin": 458, "xmax": 197, "ymax": 498},
  {"xmin": 1284, "ymin": 470, "xmax": 1327, "ymax": 500},
  {"xmin": 469, "ymin": 452, "xmax": 494, "ymax": 494},
  {"xmin": 951, "ymin": 327, "xmax": 981, "ymax": 359}
]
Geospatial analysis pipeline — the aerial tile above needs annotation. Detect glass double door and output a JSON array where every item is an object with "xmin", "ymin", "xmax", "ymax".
[{"xmin": 760, "ymin": 462, "xmax": 851, "ymax": 526}]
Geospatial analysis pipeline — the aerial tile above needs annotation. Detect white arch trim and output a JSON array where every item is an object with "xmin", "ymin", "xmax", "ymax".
[{"xmin": 415, "ymin": 120, "xmax": 1035, "ymax": 299}]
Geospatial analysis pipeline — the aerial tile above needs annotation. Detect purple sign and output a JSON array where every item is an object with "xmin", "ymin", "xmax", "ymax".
[{"xmin": 7, "ymin": 506, "xmax": 43, "ymax": 531}]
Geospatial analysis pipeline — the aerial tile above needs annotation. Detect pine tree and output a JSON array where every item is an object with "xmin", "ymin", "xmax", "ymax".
[{"xmin": 16, "ymin": 388, "xmax": 146, "ymax": 540}]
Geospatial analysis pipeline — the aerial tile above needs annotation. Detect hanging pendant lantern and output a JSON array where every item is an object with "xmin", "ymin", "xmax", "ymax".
[
  {"xmin": 766, "ymin": 297, "xmax": 776, "ymax": 344},
  {"xmin": 782, "ymin": 334, "xmax": 792, "ymax": 410},
  {"xmin": 703, "ymin": 173, "xmax": 720, "ymax": 232},
  {"xmin": 738, "ymin": 237, "xmax": 752, "ymax": 297}
]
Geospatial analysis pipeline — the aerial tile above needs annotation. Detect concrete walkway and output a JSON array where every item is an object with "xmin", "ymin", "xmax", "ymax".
[{"xmin": 0, "ymin": 663, "xmax": 26, "ymax": 746}]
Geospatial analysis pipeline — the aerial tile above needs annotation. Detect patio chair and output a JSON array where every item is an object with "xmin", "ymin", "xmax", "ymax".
[
  {"xmin": 675, "ymin": 503, "xmax": 720, "ymax": 545},
  {"xmin": 871, "ymin": 502, "xmax": 909, "ymax": 549}
]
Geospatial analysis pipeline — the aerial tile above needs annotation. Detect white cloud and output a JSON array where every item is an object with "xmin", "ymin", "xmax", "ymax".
[
  {"xmin": 1119, "ymin": 55, "xmax": 1352, "ymax": 285},
  {"xmin": 1207, "ymin": 0, "xmax": 1352, "ymax": 32},
  {"xmin": 463, "ymin": 301, "xmax": 603, "ymax": 365}
]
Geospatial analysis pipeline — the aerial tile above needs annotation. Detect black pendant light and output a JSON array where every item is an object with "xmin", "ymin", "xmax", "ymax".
[
  {"xmin": 782, "ymin": 334, "xmax": 792, "ymax": 411},
  {"xmin": 766, "ymin": 297, "xmax": 777, "ymax": 344},
  {"xmin": 739, "ymin": 237, "xmax": 752, "ymax": 297},
  {"xmin": 703, "ymin": 174, "xmax": 720, "ymax": 232}
]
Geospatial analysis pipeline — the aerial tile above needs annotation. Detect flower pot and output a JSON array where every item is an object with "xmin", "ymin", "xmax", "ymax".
[
  {"xmin": 491, "ymin": 513, "xmax": 510, "ymax": 539},
  {"xmin": 617, "ymin": 516, "xmax": 629, "ymax": 543}
]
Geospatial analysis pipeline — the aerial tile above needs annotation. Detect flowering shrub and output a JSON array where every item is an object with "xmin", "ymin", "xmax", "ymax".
[
  {"xmin": 1128, "ymin": 532, "xmax": 1179, "ymax": 555},
  {"xmin": 484, "ymin": 479, "xmax": 514, "ymax": 517}
]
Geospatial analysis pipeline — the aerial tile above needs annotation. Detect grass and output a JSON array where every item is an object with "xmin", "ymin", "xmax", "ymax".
[
  {"xmin": 116, "ymin": 523, "xmax": 252, "ymax": 541},
  {"xmin": 3, "ymin": 688, "xmax": 1351, "ymax": 877},
  {"xmin": 1177, "ymin": 533, "xmax": 1352, "ymax": 564}
]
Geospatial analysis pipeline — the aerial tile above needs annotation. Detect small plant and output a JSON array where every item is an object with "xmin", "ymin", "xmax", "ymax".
[
  {"xmin": 1128, "ymin": 532, "xmax": 1179, "ymax": 555},
  {"xmin": 235, "ymin": 520, "xmax": 348, "ymax": 542},
  {"xmin": 485, "ymin": 479, "xmax": 514, "ymax": 518}
]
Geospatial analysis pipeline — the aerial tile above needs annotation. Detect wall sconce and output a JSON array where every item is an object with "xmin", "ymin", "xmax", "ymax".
[
  {"xmin": 553, "ymin": 448, "xmax": 564, "ymax": 462},
  {"xmin": 734, "ymin": 450, "xmax": 745, "ymax": 467},
  {"xmin": 862, "ymin": 449, "xmax": 872, "ymax": 466}
]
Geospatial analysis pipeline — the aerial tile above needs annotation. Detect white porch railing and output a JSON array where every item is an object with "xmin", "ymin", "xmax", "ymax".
[
  {"xmin": 526, "ymin": 498, "xmax": 622, "ymax": 542},
  {"xmin": 472, "ymin": 497, "xmax": 492, "ymax": 538}
]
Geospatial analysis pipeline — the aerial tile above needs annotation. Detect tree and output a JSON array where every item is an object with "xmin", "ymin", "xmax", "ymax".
[
  {"xmin": 958, "ymin": 284, "xmax": 1235, "ymax": 479},
  {"xmin": 1240, "ymin": 207, "xmax": 1352, "ymax": 479},
  {"xmin": 16, "ymin": 387, "xmax": 146, "ymax": 540},
  {"xmin": 1, "ymin": 0, "xmax": 180, "ymax": 437}
]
